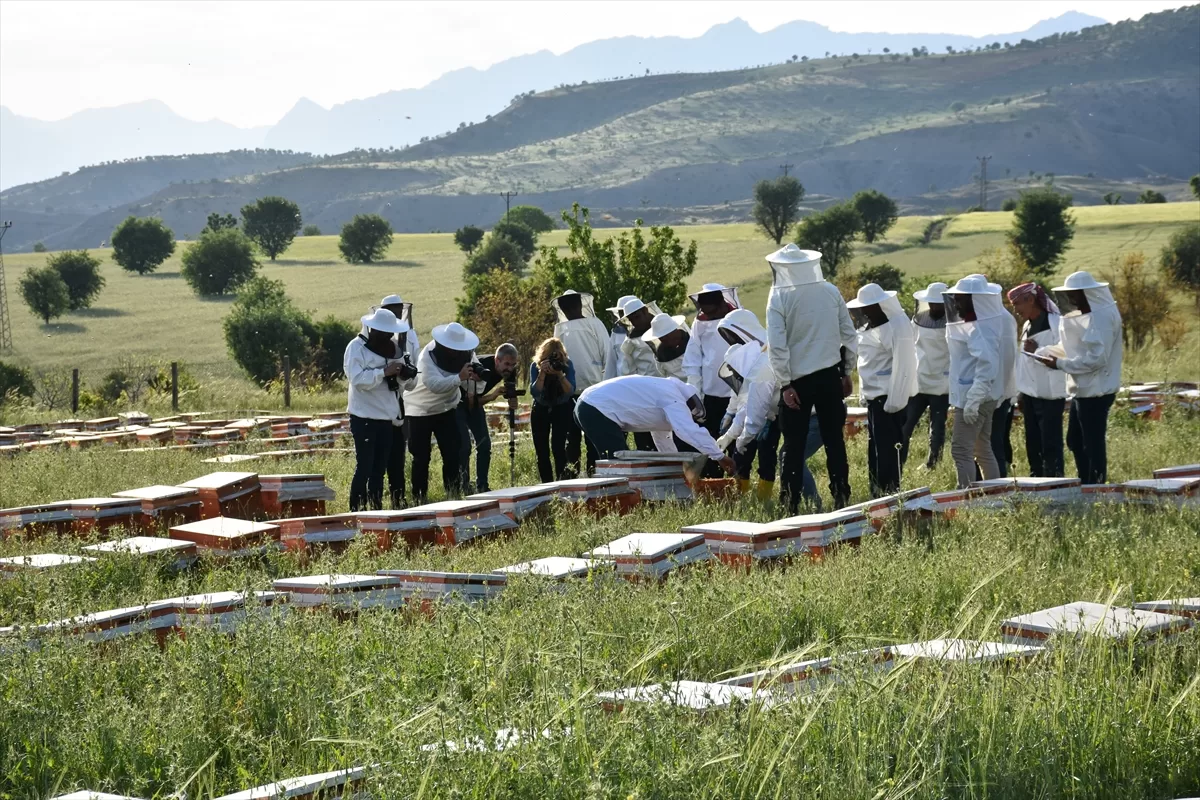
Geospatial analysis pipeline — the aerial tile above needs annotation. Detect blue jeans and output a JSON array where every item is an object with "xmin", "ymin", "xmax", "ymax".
[
  {"xmin": 457, "ymin": 403, "xmax": 492, "ymax": 493},
  {"xmin": 575, "ymin": 400, "xmax": 628, "ymax": 459},
  {"xmin": 349, "ymin": 415, "xmax": 393, "ymax": 511}
]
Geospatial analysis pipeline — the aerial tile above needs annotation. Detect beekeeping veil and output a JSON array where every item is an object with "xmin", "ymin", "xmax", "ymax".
[
  {"xmin": 847, "ymin": 282, "xmax": 918, "ymax": 406},
  {"xmin": 641, "ymin": 313, "xmax": 691, "ymax": 363},
  {"xmin": 688, "ymin": 283, "xmax": 740, "ymax": 318},
  {"xmin": 765, "ymin": 244, "xmax": 824, "ymax": 288},
  {"xmin": 1052, "ymin": 271, "xmax": 1115, "ymax": 318},
  {"xmin": 912, "ymin": 282, "xmax": 948, "ymax": 328},
  {"xmin": 552, "ymin": 289, "xmax": 597, "ymax": 323}
]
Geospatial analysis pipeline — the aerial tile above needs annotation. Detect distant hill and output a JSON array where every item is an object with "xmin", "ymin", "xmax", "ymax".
[{"xmin": 3, "ymin": 6, "xmax": 1197, "ymax": 253}]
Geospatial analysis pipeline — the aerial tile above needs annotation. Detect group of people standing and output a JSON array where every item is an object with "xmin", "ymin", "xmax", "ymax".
[{"xmin": 344, "ymin": 246, "xmax": 1124, "ymax": 514}]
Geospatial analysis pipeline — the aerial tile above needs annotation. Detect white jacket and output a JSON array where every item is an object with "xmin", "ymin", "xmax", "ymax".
[
  {"xmin": 1016, "ymin": 313, "xmax": 1068, "ymax": 400},
  {"xmin": 946, "ymin": 291, "xmax": 1012, "ymax": 413},
  {"xmin": 683, "ymin": 317, "xmax": 734, "ymax": 399},
  {"xmin": 856, "ymin": 304, "xmax": 918, "ymax": 414},
  {"xmin": 716, "ymin": 344, "xmax": 779, "ymax": 454},
  {"xmin": 343, "ymin": 336, "xmax": 416, "ymax": 422},
  {"xmin": 554, "ymin": 317, "xmax": 610, "ymax": 394},
  {"xmin": 912, "ymin": 313, "xmax": 950, "ymax": 396},
  {"xmin": 656, "ymin": 355, "xmax": 687, "ymax": 382},
  {"xmin": 1049, "ymin": 287, "xmax": 1123, "ymax": 398},
  {"xmin": 998, "ymin": 311, "xmax": 1019, "ymax": 403},
  {"xmin": 605, "ymin": 329, "xmax": 626, "ymax": 381},
  {"xmin": 766, "ymin": 260, "xmax": 856, "ymax": 384},
  {"xmin": 578, "ymin": 376, "xmax": 724, "ymax": 458},
  {"xmin": 403, "ymin": 342, "xmax": 464, "ymax": 417},
  {"xmin": 619, "ymin": 336, "xmax": 658, "ymax": 377}
]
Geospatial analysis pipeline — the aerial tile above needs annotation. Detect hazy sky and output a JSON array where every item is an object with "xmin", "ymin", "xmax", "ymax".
[{"xmin": 0, "ymin": 0, "xmax": 1189, "ymax": 127}]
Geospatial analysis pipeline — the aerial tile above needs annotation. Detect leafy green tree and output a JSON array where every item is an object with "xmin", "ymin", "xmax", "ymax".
[
  {"xmin": 856, "ymin": 262, "xmax": 905, "ymax": 291},
  {"xmin": 1191, "ymin": 174, "xmax": 1200, "ymax": 200},
  {"xmin": 1103, "ymin": 192, "xmax": 1122, "ymax": 205},
  {"xmin": 302, "ymin": 224, "xmax": 322, "ymax": 237},
  {"xmin": 32, "ymin": 243, "xmax": 46, "ymax": 253},
  {"xmin": 338, "ymin": 214, "xmax": 393, "ymax": 263},
  {"xmin": 464, "ymin": 234, "xmax": 527, "ymax": 278},
  {"xmin": 181, "ymin": 228, "xmax": 260, "ymax": 296},
  {"xmin": 1001, "ymin": 198, "xmax": 1018, "ymax": 211},
  {"xmin": 222, "ymin": 277, "xmax": 310, "ymax": 385},
  {"xmin": 201, "ymin": 212, "xmax": 238, "ymax": 235},
  {"xmin": 794, "ymin": 203, "xmax": 863, "ymax": 277},
  {"xmin": 1160, "ymin": 223, "xmax": 1200, "ymax": 309},
  {"xmin": 307, "ymin": 315, "xmax": 359, "ymax": 381},
  {"xmin": 111, "ymin": 216, "xmax": 176, "ymax": 275},
  {"xmin": 19, "ymin": 265, "xmax": 70, "ymax": 324},
  {"xmin": 0, "ymin": 361, "xmax": 35, "ymax": 404},
  {"xmin": 241, "ymin": 196, "xmax": 302, "ymax": 260},
  {"xmin": 752, "ymin": 176, "xmax": 805, "ymax": 244},
  {"xmin": 454, "ymin": 224, "xmax": 486, "ymax": 255},
  {"xmin": 47, "ymin": 250, "xmax": 105, "ymax": 310},
  {"xmin": 1007, "ymin": 189, "xmax": 1075, "ymax": 278},
  {"xmin": 534, "ymin": 204, "xmax": 697, "ymax": 314},
  {"xmin": 1137, "ymin": 189, "xmax": 1167, "ymax": 204},
  {"xmin": 851, "ymin": 189, "xmax": 899, "ymax": 243},
  {"xmin": 458, "ymin": 269, "xmax": 556, "ymax": 363},
  {"xmin": 492, "ymin": 219, "xmax": 538, "ymax": 261},
  {"xmin": 504, "ymin": 205, "xmax": 557, "ymax": 233}
]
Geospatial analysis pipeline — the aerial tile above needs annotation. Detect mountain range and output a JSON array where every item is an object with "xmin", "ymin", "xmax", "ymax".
[{"xmin": 0, "ymin": 11, "xmax": 1108, "ymax": 189}]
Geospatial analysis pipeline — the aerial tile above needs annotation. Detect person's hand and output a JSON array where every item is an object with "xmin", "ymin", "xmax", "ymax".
[
  {"xmin": 756, "ymin": 425, "xmax": 772, "ymax": 443},
  {"xmin": 458, "ymin": 364, "xmax": 475, "ymax": 380},
  {"xmin": 1023, "ymin": 338, "xmax": 1038, "ymax": 354},
  {"xmin": 384, "ymin": 361, "xmax": 405, "ymax": 377},
  {"xmin": 782, "ymin": 386, "xmax": 800, "ymax": 410},
  {"xmin": 538, "ymin": 359, "xmax": 557, "ymax": 376},
  {"xmin": 1039, "ymin": 355, "xmax": 1058, "ymax": 370},
  {"xmin": 718, "ymin": 455, "xmax": 737, "ymax": 476},
  {"xmin": 841, "ymin": 376, "xmax": 853, "ymax": 398},
  {"xmin": 962, "ymin": 405, "xmax": 979, "ymax": 426}
]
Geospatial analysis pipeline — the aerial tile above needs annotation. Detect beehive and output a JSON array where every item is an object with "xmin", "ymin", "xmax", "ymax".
[
  {"xmin": 999, "ymin": 601, "xmax": 1192, "ymax": 645},
  {"xmin": 588, "ymin": 532, "xmax": 709, "ymax": 581},
  {"xmin": 168, "ymin": 517, "xmax": 281, "ymax": 558},
  {"xmin": 178, "ymin": 471, "xmax": 264, "ymax": 519},
  {"xmin": 113, "ymin": 485, "xmax": 203, "ymax": 531}
]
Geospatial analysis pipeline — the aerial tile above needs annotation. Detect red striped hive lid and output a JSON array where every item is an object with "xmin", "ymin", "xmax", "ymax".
[
  {"xmin": 1153, "ymin": 464, "xmax": 1200, "ymax": 479},
  {"xmin": 169, "ymin": 517, "xmax": 280, "ymax": 546},
  {"xmin": 1000, "ymin": 601, "xmax": 1192, "ymax": 641},
  {"xmin": 589, "ymin": 532, "xmax": 707, "ymax": 563},
  {"xmin": 179, "ymin": 471, "xmax": 260, "ymax": 492}
]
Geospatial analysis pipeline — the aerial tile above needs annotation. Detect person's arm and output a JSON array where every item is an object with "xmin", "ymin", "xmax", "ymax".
[
  {"xmin": 883, "ymin": 326, "xmax": 915, "ymax": 414},
  {"xmin": 663, "ymin": 401, "xmax": 724, "ymax": 459},
  {"xmin": 736, "ymin": 382, "xmax": 774, "ymax": 452},
  {"xmin": 1056, "ymin": 320, "xmax": 1109, "ymax": 375},
  {"xmin": 765, "ymin": 296, "xmax": 792, "ymax": 386},
  {"xmin": 418, "ymin": 349, "xmax": 464, "ymax": 394},
  {"xmin": 529, "ymin": 363, "xmax": 544, "ymax": 403},
  {"xmin": 963, "ymin": 329, "xmax": 999, "ymax": 422},
  {"xmin": 682, "ymin": 327, "xmax": 705, "ymax": 395},
  {"xmin": 650, "ymin": 430, "xmax": 678, "ymax": 453},
  {"xmin": 837, "ymin": 301, "xmax": 858, "ymax": 376},
  {"xmin": 717, "ymin": 396, "xmax": 748, "ymax": 452},
  {"xmin": 345, "ymin": 343, "xmax": 386, "ymax": 391}
]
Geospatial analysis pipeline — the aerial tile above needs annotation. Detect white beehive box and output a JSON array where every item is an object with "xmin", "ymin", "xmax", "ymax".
[
  {"xmin": 52, "ymin": 792, "xmax": 147, "ymax": 800},
  {"xmin": 843, "ymin": 487, "xmax": 933, "ymax": 528},
  {"xmin": 970, "ymin": 477, "xmax": 1082, "ymax": 504},
  {"xmin": 764, "ymin": 509, "xmax": 869, "ymax": 556},
  {"xmin": 1153, "ymin": 464, "xmax": 1200, "ymax": 480},
  {"xmin": 546, "ymin": 477, "xmax": 632, "ymax": 501},
  {"xmin": 40, "ymin": 600, "xmax": 180, "ymax": 643},
  {"xmin": 1078, "ymin": 484, "xmax": 1126, "ymax": 506},
  {"xmin": 1121, "ymin": 478, "xmax": 1200, "ymax": 507},
  {"xmin": 164, "ymin": 590, "xmax": 288, "ymax": 631},
  {"xmin": 587, "ymin": 532, "xmax": 709, "ymax": 581},
  {"xmin": 1133, "ymin": 598, "xmax": 1200, "ymax": 619},
  {"xmin": 598, "ymin": 680, "xmax": 780, "ymax": 712},
  {"xmin": 468, "ymin": 485, "xmax": 557, "ymax": 520},
  {"xmin": 353, "ymin": 507, "xmax": 440, "ymax": 550},
  {"xmin": 493, "ymin": 556, "xmax": 613, "ymax": 580},
  {"xmin": 210, "ymin": 766, "xmax": 370, "ymax": 800},
  {"xmin": 374, "ymin": 569, "xmax": 507, "ymax": 606},
  {"xmin": 596, "ymin": 459, "xmax": 692, "ymax": 502},
  {"xmin": 679, "ymin": 520, "xmax": 805, "ymax": 564},
  {"xmin": 718, "ymin": 655, "xmax": 837, "ymax": 693},
  {"xmin": 0, "ymin": 553, "xmax": 95, "ymax": 576},
  {"xmin": 259, "ymin": 474, "xmax": 336, "ymax": 502},
  {"xmin": 412, "ymin": 499, "xmax": 519, "ymax": 546},
  {"xmin": 886, "ymin": 638, "xmax": 1044, "ymax": 664},
  {"xmin": 0, "ymin": 501, "xmax": 76, "ymax": 537},
  {"xmin": 1000, "ymin": 601, "xmax": 1192, "ymax": 645},
  {"xmin": 83, "ymin": 536, "xmax": 198, "ymax": 569},
  {"xmin": 273, "ymin": 574, "xmax": 404, "ymax": 610},
  {"xmin": 168, "ymin": 517, "xmax": 281, "ymax": 558},
  {"xmin": 277, "ymin": 515, "xmax": 359, "ymax": 552}
]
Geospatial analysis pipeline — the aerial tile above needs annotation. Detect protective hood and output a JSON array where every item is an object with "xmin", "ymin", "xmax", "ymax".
[
  {"xmin": 945, "ymin": 274, "xmax": 1004, "ymax": 338},
  {"xmin": 718, "ymin": 344, "xmax": 747, "ymax": 395},
  {"xmin": 1055, "ymin": 287, "xmax": 1117, "ymax": 317},
  {"xmin": 913, "ymin": 282, "xmax": 948, "ymax": 328},
  {"xmin": 854, "ymin": 287, "xmax": 918, "ymax": 409},
  {"xmin": 719, "ymin": 340, "xmax": 771, "ymax": 396},
  {"xmin": 641, "ymin": 313, "xmax": 691, "ymax": 362},
  {"xmin": 552, "ymin": 289, "xmax": 597, "ymax": 323},
  {"xmin": 717, "ymin": 308, "xmax": 768, "ymax": 346},
  {"xmin": 688, "ymin": 283, "xmax": 741, "ymax": 316},
  {"xmin": 765, "ymin": 244, "xmax": 824, "ymax": 288},
  {"xmin": 617, "ymin": 298, "xmax": 663, "ymax": 334}
]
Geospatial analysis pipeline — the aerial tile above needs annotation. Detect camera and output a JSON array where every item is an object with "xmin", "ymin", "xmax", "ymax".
[
  {"xmin": 546, "ymin": 356, "xmax": 566, "ymax": 373},
  {"xmin": 502, "ymin": 375, "xmax": 525, "ymax": 400},
  {"xmin": 471, "ymin": 364, "xmax": 500, "ymax": 384},
  {"xmin": 386, "ymin": 357, "xmax": 417, "ymax": 391}
]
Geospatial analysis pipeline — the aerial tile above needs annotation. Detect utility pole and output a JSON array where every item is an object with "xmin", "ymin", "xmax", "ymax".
[
  {"xmin": 778, "ymin": 163, "xmax": 795, "ymax": 178},
  {"xmin": 0, "ymin": 221, "xmax": 12, "ymax": 353},
  {"xmin": 976, "ymin": 156, "xmax": 992, "ymax": 210},
  {"xmin": 499, "ymin": 191, "xmax": 518, "ymax": 220}
]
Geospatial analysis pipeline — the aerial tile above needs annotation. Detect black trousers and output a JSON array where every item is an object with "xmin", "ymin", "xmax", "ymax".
[
  {"xmin": 700, "ymin": 394, "xmax": 731, "ymax": 477},
  {"xmin": 991, "ymin": 399, "xmax": 1015, "ymax": 478},
  {"xmin": 633, "ymin": 431, "xmax": 656, "ymax": 452},
  {"xmin": 867, "ymin": 397, "xmax": 907, "ymax": 496},
  {"xmin": 779, "ymin": 365, "xmax": 850, "ymax": 512},
  {"xmin": 386, "ymin": 422, "xmax": 407, "ymax": 508},
  {"xmin": 1067, "ymin": 393, "xmax": 1116, "ymax": 485},
  {"xmin": 1021, "ymin": 394, "xmax": 1066, "ymax": 477},
  {"xmin": 736, "ymin": 418, "xmax": 781, "ymax": 481},
  {"xmin": 532, "ymin": 401, "xmax": 578, "ymax": 483},
  {"xmin": 564, "ymin": 395, "xmax": 592, "ymax": 476},
  {"xmin": 408, "ymin": 408, "xmax": 463, "ymax": 502},
  {"xmin": 349, "ymin": 415, "xmax": 393, "ymax": 512},
  {"xmin": 900, "ymin": 393, "xmax": 949, "ymax": 468}
]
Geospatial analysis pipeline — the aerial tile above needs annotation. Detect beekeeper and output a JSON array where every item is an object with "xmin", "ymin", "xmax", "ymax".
[
  {"xmin": 604, "ymin": 295, "xmax": 637, "ymax": 381},
  {"xmin": 641, "ymin": 313, "xmax": 691, "ymax": 382},
  {"xmin": 901, "ymin": 282, "xmax": 950, "ymax": 471},
  {"xmin": 552, "ymin": 290, "xmax": 610, "ymax": 394},
  {"xmin": 378, "ymin": 293, "xmax": 420, "ymax": 506},
  {"xmin": 683, "ymin": 283, "xmax": 740, "ymax": 434},
  {"xmin": 1008, "ymin": 282, "xmax": 1068, "ymax": 477},
  {"xmin": 1033, "ymin": 271, "xmax": 1124, "ymax": 484},
  {"xmin": 765, "ymin": 244, "xmax": 857, "ymax": 511},
  {"xmin": 943, "ymin": 274, "xmax": 1015, "ymax": 489},
  {"xmin": 847, "ymin": 283, "xmax": 919, "ymax": 496},
  {"xmin": 617, "ymin": 298, "xmax": 660, "ymax": 379},
  {"xmin": 574, "ymin": 375, "xmax": 737, "ymax": 475},
  {"xmin": 990, "ymin": 293, "xmax": 1020, "ymax": 479}
]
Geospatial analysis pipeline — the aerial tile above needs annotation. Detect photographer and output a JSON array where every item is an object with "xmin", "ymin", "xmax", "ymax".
[
  {"xmin": 458, "ymin": 343, "xmax": 520, "ymax": 494},
  {"xmin": 530, "ymin": 337, "xmax": 578, "ymax": 482},
  {"xmin": 343, "ymin": 309, "xmax": 417, "ymax": 511},
  {"xmin": 379, "ymin": 294, "xmax": 420, "ymax": 507}
]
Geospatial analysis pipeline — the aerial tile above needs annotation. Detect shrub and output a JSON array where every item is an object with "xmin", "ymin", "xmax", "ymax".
[
  {"xmin": 302, "ymin": 224, "xmax": 322, "ymax": 237},
  {"xmin": 504, "ymin": 205, "xmax": 557, "ymax": 233},
  {"xmin": 1160, "ymin": 223, "xmax": 1200, "ymax": 309},
  {"xmin": 241, "ymin": 196, "xmax": 302, "ymax": 260},
  {"xmin": 464, "ymin": 234, "xmax": 528, "ymax": 278},
  {"xmin": 1007, "ymin": 189, "xmax": 1075, "ymax": 277},
  {"xmin": 492, "ymin": 219, "xmax": 538, "ymax": 261},
  {"xmin": 222, "ymin": 278, "xmax": 310, "ymax": 385},
  {"xmin": 1103, "ymin": 251, "xmax": 1178, "ymax": 351},
  {"xmin": 307, "ymin": 315, "xmax": 358, "ymax": 382},
  {"xmin": 32, "ymin": 243, "xmax": 46, "ymax": 253},
  {"xmin": 338, "ymin": 214, "xmax": 393, "ymax": 263},
  {"xmin": 19, "ymin": 265, "xmax": 70, "ymax": 324},
  {"xmin": 857, "ymin": 262, "xmax": 905, "ymax": 291},
  {"xmin": 47, "ymin": 250, "xmax": 105, "ymax": 310},
  {"xmin": 454, "ymin": 225, "xmax": 486, "ymax": 255},
  {"xmin": 201, "ymin": 213, "xmax": 238, "ymax": 235},
  {"xmin": 459, "ymin": 269, "xmax": 556, "ymax": 370},
  {"xmin": 1001, "ymin": 198, "xmax": 1018, "ymax": 211},
  {"xmin": 851, "ymin": 189, "xmax": 899, "ymax": 243},
  {"xmin": 794, "ymin": 203, "xmax": 863, "ymax": 277},
  {"xmin": 0, "ymin": 361, "xmax": 35, "ymax": 405},
  {"xmin": 110, "ymin": 216, "xmax": 176, "ymax": 275},
  {"xmin": 975, "ymin": 242, "xmax": 1033, "ymax": 300},
  {"xmin": 180, "ymin": 228, "xmax": 259, "ymax": 296},
  {"xmin": 1137, "ymin": 189, "xmax": 1167, "ymax": 204}
]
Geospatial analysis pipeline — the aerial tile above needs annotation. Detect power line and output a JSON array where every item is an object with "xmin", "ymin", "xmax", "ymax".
[
  {"xmin": 0, "ymin": 221, "xmax": 12, "ymax": 353},
  {"xmin": 778, "ymin": 163, "xmax": 795, "ymax": 178},
  {"xmin": 499, "ymin": 191, "xmax": 518, "ymax": 219},
  {"xmin": 976, "ymin": 155, "xmax": 992, "ymax": 210}
]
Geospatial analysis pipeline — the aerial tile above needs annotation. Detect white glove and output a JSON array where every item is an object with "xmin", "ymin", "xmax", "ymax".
[
  {"xmin": 716, "ymin": 431, "xmax": 736, "ymax": 452},
  {"xmin": 961, "ymin": 404, "xmax": 980, "ymax": 426},
  {"xmin": 718, "ymin": 413, "xmax": 735, "ymax": 436},
  {"xmin": 687, "ymin": 374, "xmax": 704, "ymax": 400},
  {"xmin": 883, "ymin": 399, "xmax": 905, "ymax": 415}
]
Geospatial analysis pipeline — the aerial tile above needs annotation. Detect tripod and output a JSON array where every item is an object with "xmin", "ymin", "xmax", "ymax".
[{"xmin": 508, "ymin": 403, "xmax": 517, "ymax": 487}]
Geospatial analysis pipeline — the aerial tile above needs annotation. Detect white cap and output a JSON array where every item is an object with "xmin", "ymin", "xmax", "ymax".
[
  {"xmin": 913, "ymin": 282, "xmax": 947, "ymax": 303},
  {"xmin": 641, "ymin": 313, "xmax": 687, "ymax": 342},
  {"xmin": 380, "ymin": 294, "xmax": 404, "ymax": 307},
  {"xmin": 765, "ymin": 243, "xmax": 822, "ymax": 265},
  {"xmin": 360, "ymin": 308, "xmax": 409, "ymax": 334},
  {"xmin": 846, "ymin": 283, "xmax": 896, "ymax": 309},
  {"xmin": 430, "ymin": 322, "xmax": 480, "ymax": 351},
  {"xmin": 1054, "ymin": 271, "xmax": 1109, "ymax": 292},
  {"xmin": 944, "ymin": 275, "xmax": 1001, "ymax": 295}
]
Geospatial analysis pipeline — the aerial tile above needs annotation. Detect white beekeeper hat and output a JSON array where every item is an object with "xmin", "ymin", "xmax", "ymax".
[
  {"xmin": 608, "ymin": 295, "xmax": 637, "ymax": 317},
  {"xmin": 361, "ymin": 308, "xmax": 409, "ymax": 334},
  {"xmin": 380, "ymin": 294, "xmax": 404, "ymax": 306},
  {"xmin": 431, "ymin": 322, "xmax": 480, "ymax": 351},
  {"xmin": 641, "ymin": 313, "xmax": 688, "ymax": 342},
  {"xmin": 765, "ymin": 243, "xmax": 821, "ymax": 265},
  {"xmin": 944, "ymin": 274, "xmax": 1001, "ymax": 296},
  {"xmin": 846, "ymin": 283, "xmax": 897, "ymax": 309},
  {"xmin": 913, "ymin": 282, "xmax": 947, "ymax": 303},
  {"xmin": 1053, "ymin": 271, "xmax": 1109, "ymax": 292}
]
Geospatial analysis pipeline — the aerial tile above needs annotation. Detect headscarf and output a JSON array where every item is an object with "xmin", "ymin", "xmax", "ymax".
[{"xmin": 1007, "ymin": 282, "xmax": 1060, "ymax": 316}]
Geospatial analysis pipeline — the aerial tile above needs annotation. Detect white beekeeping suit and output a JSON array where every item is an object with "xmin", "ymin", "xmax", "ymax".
[
  {"xmin": 641, "ymin": 313, "xmax": 691, "ymax": 382},
  {"xmin": 682, "ymin": 283, "xmax": 740, "ymax": 399},
  {"xmin": 991, "ymin": 280, "xmax": 1019, "ymax": 407},
  {"xmin": 943, "ymin": 274, "xmax": 1013, "ymax": 423},
  {"xmin": 1015, "ymin": 305, "xmax": 1067, "ymax": 401},
  {"xmin": 715, "ymin": 341, "xmax": 778, "ymax": 455},
  {"xmin": 764, "ymin": 245, "xmax": 856, "ymax": 384},
  {"xmin": 911, "ymin": 282, "xmax": 950, "ymax": 396},
  {"xmin": 367, "ymin": 294, "xmax": 420, "ymax": 362},
  {"xmin": 848, "ymin": 283, "xmax": 918, "ymax": 414},
  {"xmin": 551, "ymin": 289, "xmax": 610, "ymax": 394},
  {"xmin": 715, "ymin": 308, "xmax": 770, "ymax": 434},
  {"xmin": 604, "ymin": 295, "xmax": 637, "ymax": 381},
  {"xmin": 1044, "ymin": 272, "xmax": 1124, "ymax": 398},
  {"xmin": 617, "ymin": 298, "xmax": 662, "ymax": 378}
]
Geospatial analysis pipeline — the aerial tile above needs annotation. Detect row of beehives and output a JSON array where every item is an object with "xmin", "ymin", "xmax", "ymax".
[{"xmin": 48, "ymin": 766, "xmax": 369, "ymax": 800}]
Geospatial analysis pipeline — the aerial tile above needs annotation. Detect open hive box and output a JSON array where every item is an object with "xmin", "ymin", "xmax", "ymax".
[
  {"xmin": 168, "ymin": 516, "xmax": 281, "ymax": 558},
  {"xmin": 545, "ymin": 477, "xmax": 639, "ymax": 515},
  {"xmin": 375, "ymin": 569, "xmax": 507, "ymax": 614},
  {"xmin": 468, "ymin": 485, "xmax": 557, "ymax": 521},
  {"xmin": 210, "ymin": 766, "xmax": 370, "ymax": 800},
  {"xmin": 1133, "ymin": 598, "xmax": 1200, "ymax": 619},
  {"xmin": 763, "ymin": 508, "xmax": 870, "ymax": 559},
  {"xmin": 82, "ymin": 536, "xmax": 198, "ymax": 569},
  {"xmin": 0, "ymin": 501, "xmax": 76, "ymax": 538},
  {"xmin": 273, "ymin": 574, "xmax": 404, "ymax": 611},
  {"xmin": 999, "ymin": 601, "xmax": 1193, "ymax": 646},
  {"xmin": 493, "ymin": 556, "xmax": 614, "ymax": 581},
  {"xmin": 259, "ymin": 474, "xmax": 336, "ymax": 517},
  {"xmin": 277, "ymin": 514, "xmax": 359, "ymax": 553},
  {"xmin": 1121, "ymin": 477, "xmax": 1200, "ymax": 507},
  {"xmin": 68, "ymin": 497, "xmax": 145, "ymax": 537},
  {"xmin": 598, "ymin": 680, "xmax": 781, "ymax": 713},
  {"xmin": 0, "ymin": 553, "xmax": 96, "ymax": 577},
  {"xmin": 588, "ymin": 531, "xmax": 710, "ymax": 582},
  {"xmin": 595, "ymin": 458, "xmax": 692, "ymax": 502},
  {"xmin": 679, "ymin": 520, "xmax": 806, "ymax": 566},
  {"xmin": 112, "ymin": 485, "xmax": 203, "ymax": 531},
  {"xmin": 178, "ymin": 471, "xmax": 264, "ymax": 519}
]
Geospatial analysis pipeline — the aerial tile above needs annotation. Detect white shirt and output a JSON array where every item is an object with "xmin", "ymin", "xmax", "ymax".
[
  {"xmin": 577, "ymin": 375, "xmax": 724, "ymax": 458},
  {"xmin": 605, "ymin": 329, "xmax": 626, "ymax": 381},
  {"xmin": 554, "ymin": 316, "xmax": 610, "ymax": 395},
  {"xmin": 619, "ymin": 336, "xmax": 658, "ymax": 377},
  {"xmin": 1016, "ymin": 313, "xmax": 1068, "ymax": 400},
  {"xmin": 856, "ymin": 320, "xmax": 918, "ymax": 413},
  {"xmin": 343, "ymin": 337, "xmax": 415, "ymax": 421},
  {"xmin": 655, "ymin": 354, "xmax": 687, "ymax": 382},
  {"xmin": 403, "ymin": 342, "xmax": 464, "ymax": 417},
  {"xmin": 766, "ymin": 264, "xmax": 856, "ymax": 384},
  {"xmin": 912, "ymin": 314, "xmax": 950, "ymax": 396},
  {"xmin": 1047, "ymin": 289, "xmax": 1123, "ymax": 398},
  {"xmin": 682, "ymin": 317, "xmax": 733, "ymax": 399}
]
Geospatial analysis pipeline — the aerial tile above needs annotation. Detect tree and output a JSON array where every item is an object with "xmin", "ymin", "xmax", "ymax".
[
  {"xmin": 1160, "ymin": 223, "xmax": 1200, "ymax": 309},
  {"xmin": 338, "ymin": 214, "xmax": 393, "ymax": 263},
  {"xmin": 1137, "ymin": 189, "xmax": 1167, "ymax": 204},
  {"xmin": 1007, "ymin": 189, "xmax": 1075, "ymax": 278},
  {"xmin": 240, "ymin": 196, "xmax": 302, "ymax": 260},
  {"xmin": 222, "ymin": 277, "xmax": 310, "ymax": 385},
  {"xmin": 111, "ymin": 216, "xmax": 176, "ymax": 275},
  {"xmin": 851, "ymin": 189, "xmax": 899, "ymax": 243},
  {"xmin": 307, "ymin": 315, "xmax": 358, "ymax": 382},
  {"xmin": 47, "ymin": 250, "xmax": 105, "ymax": 310},
  {"xmin": 464, "ymin": 234, "xmax": 527, "ymax": 278},
  {"xmin": 32, "ymin": 243, "xmax": 46, "ymax": 253},
  {"xmin": 856, "ymin": 262, "xmax": 905, "ymax": 291},
  {"xmin": 1191, "ymin": 174, "xmax": 1200, "ymax": 200},
  {"xmin": 1103, "ymin": 192, "xmax": 1122, "ymax": 205},
  {"xmin": 504, "ymin": 205, "xmax": 557, "ymax": 233},
  {"xmin": 752, "ymin": 176, "xmax": 805, "ymax": 245},
  {"xmin": 1001, "ymin": 198, "xmax": 1018, "ymax": 211},
  {"xmin": 794, "ymin": 203, "xmax": 863, "ymax": 277},
  {"xmin": 492, "ymin": 219, "xmax": 538, "ymax": 261},
  {"xmin": 454, "ymin": 225, "xmax": 486, "ymax": 255},
  {"xmin": 180, "ymin": 228, "xmax": 260, "ymax": 296},
  {"xmin": 534, "ymin": 204, "xmax": 697, "ymax": 315},
  {"xmin": 1104, "ymin": 251, "xmax": 1178, "ymax": 351},
  {"xmin": 19, "ymin": 265, "xmax": 70, "ymax": 324},
  {"xmin": 0, "ymin": 361, "xmax": 35, "ymax": 405},
  {"xmin": 201, "ymin": 212, "xmax": 238, "ymax": 235},
  {"xmin": 458, "ymin": 269, "xmax": 556, "ymax": 367},
  {"xmin": 302, "ymin": 224, "xmax": 322, "ymax": 237}
]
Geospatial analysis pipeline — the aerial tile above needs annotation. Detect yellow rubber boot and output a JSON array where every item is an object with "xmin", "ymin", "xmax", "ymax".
[
  {"xmin": 756, "ymin": 479, "xmax": 776, "ymax": 502},
  {"xmin": 736, "ymin": 478, "xmax": 752, "ymax": 495}
]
